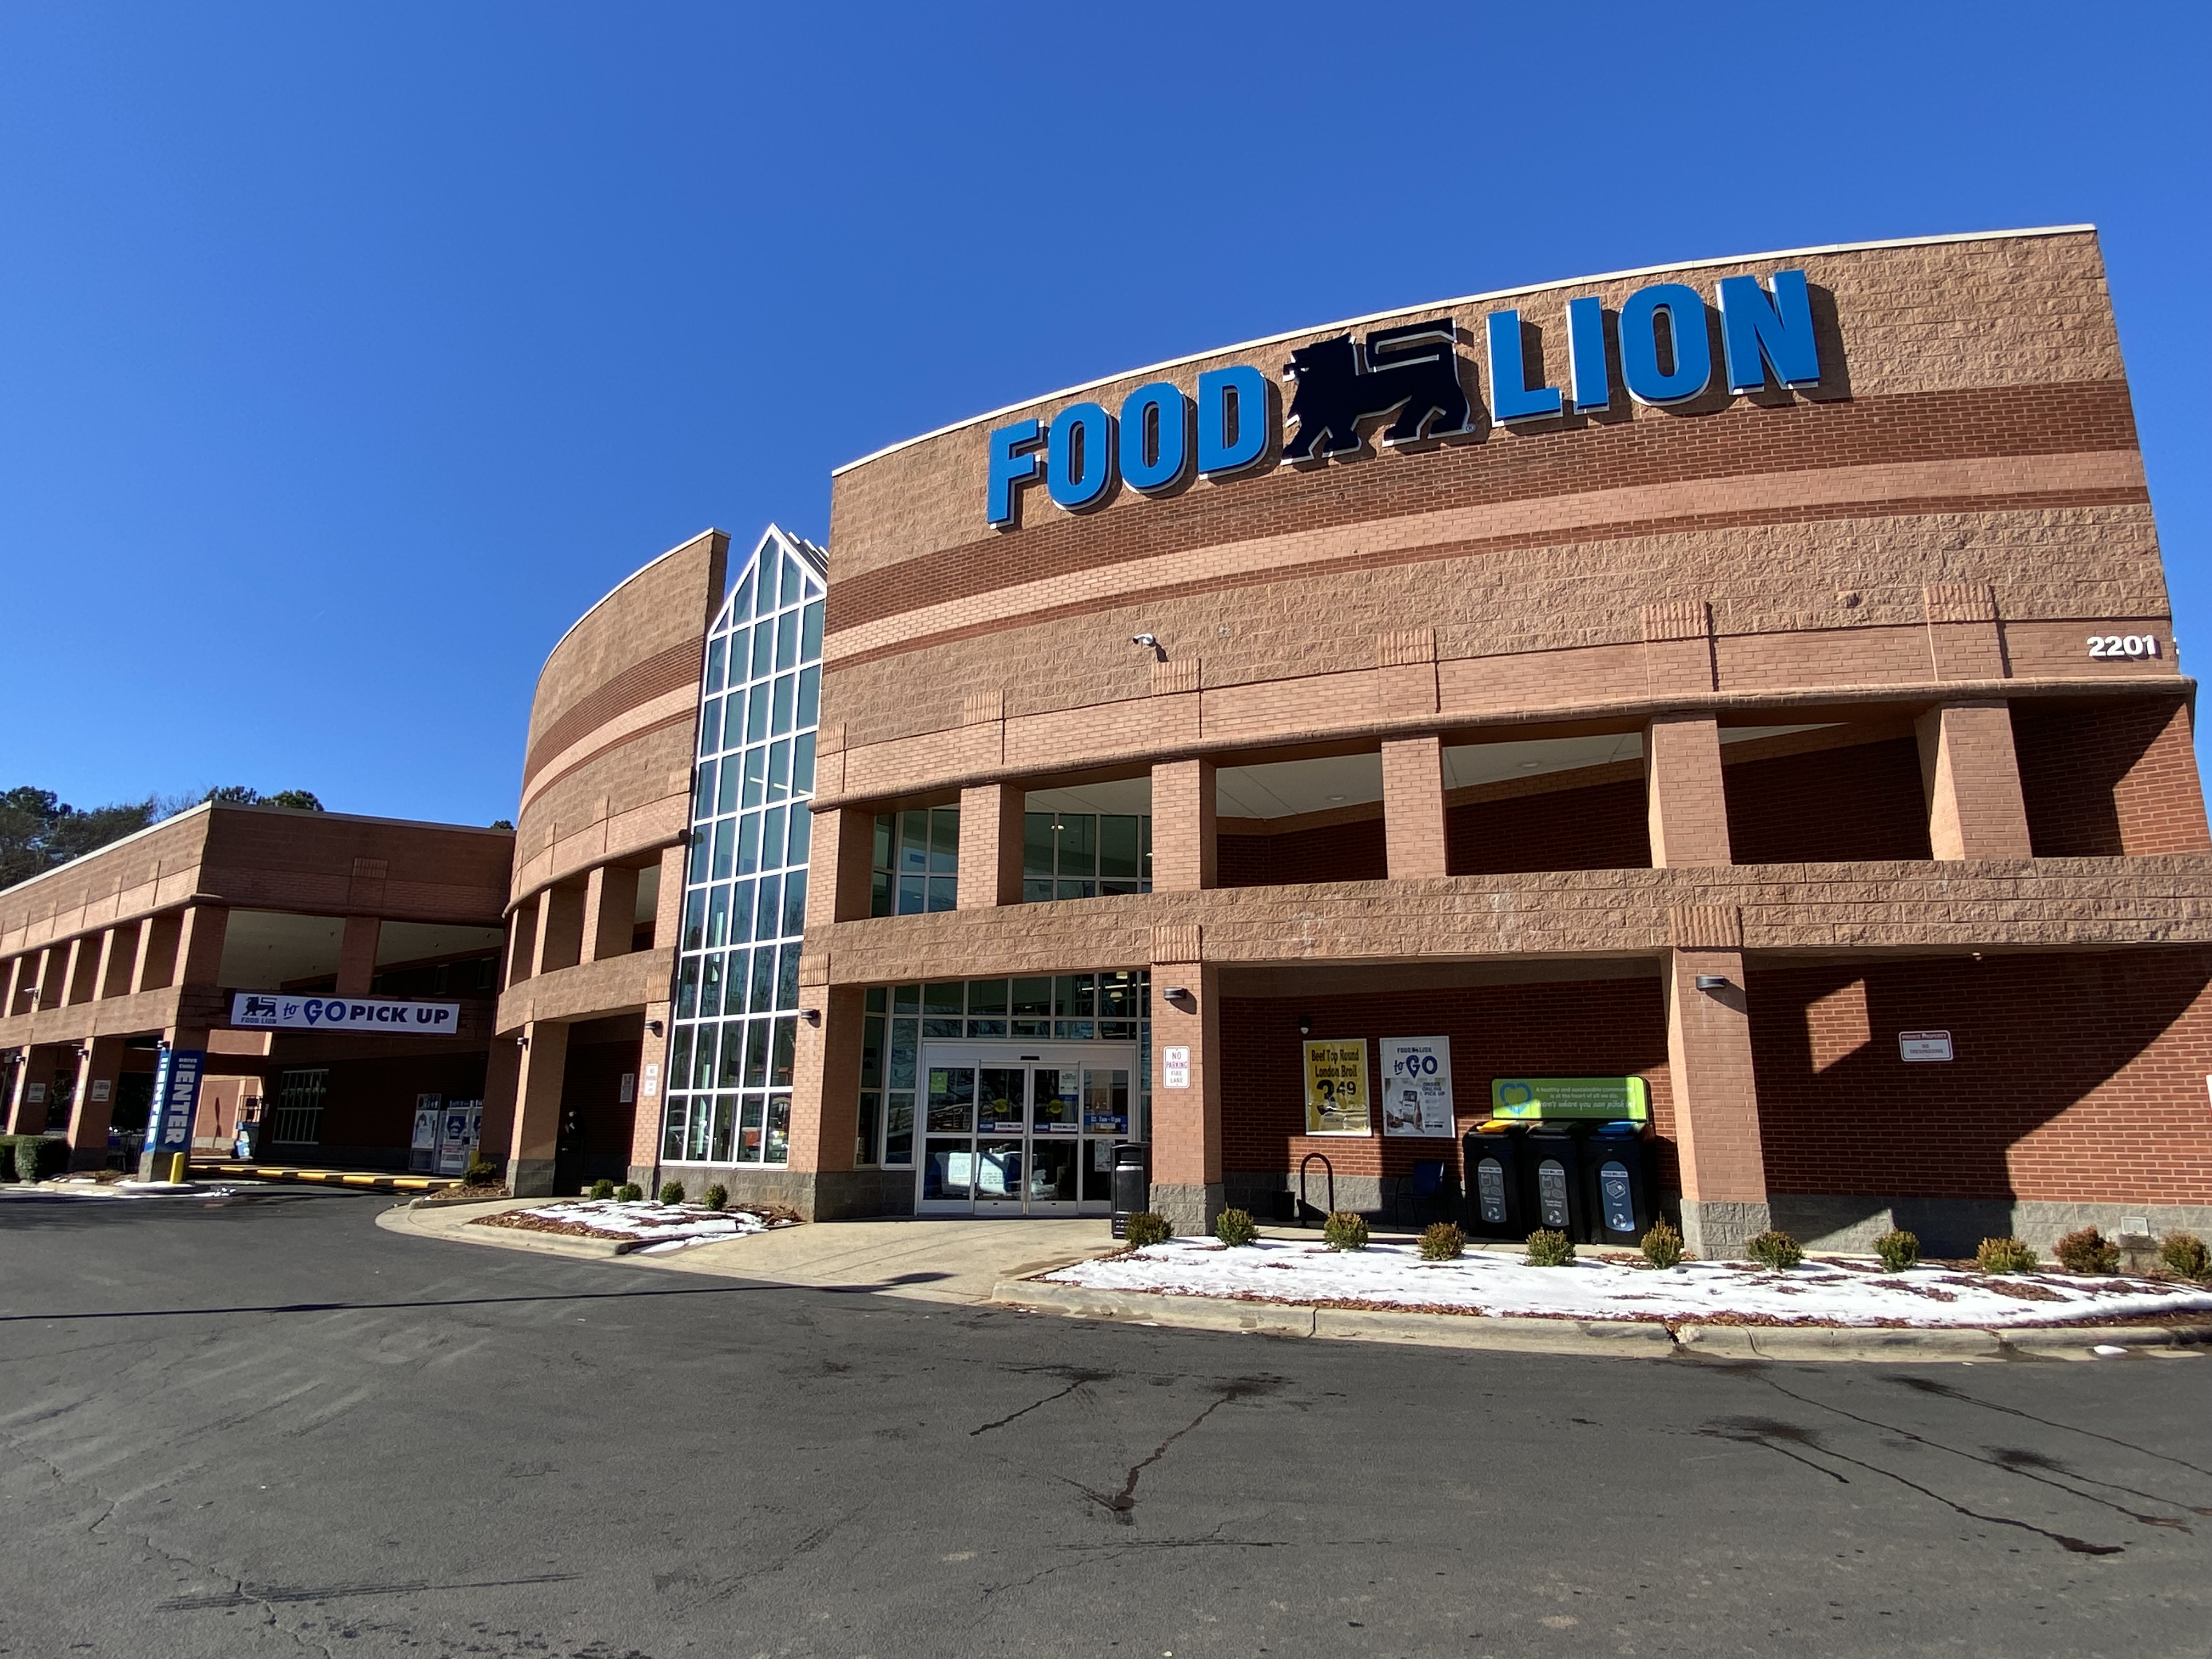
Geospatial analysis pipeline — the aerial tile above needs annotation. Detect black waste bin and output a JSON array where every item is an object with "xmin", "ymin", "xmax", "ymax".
[
  {"xmin": 1462, "ymin": 1122, "xmax": 1527, "ymax": 1240},
  {"xmin": 1521, "ymin": 1122, "xmax": 1590, "ymax": 1241},
  {"xmin": 1110, "ymin": 1142, "xmax": 1151, "ymax": 1239},
  {"xmin": 1578, "ymin": 1120, "xmax": 1655, "ymax": 1246}
]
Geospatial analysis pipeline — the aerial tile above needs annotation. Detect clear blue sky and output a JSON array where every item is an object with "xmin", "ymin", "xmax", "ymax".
[{"xmin": 3, "ymin": 4, "xmax": 2206, "ymax": 827}]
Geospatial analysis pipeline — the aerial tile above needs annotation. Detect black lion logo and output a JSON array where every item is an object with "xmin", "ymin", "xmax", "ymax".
[{"xmin": 1280, "ymin": 318, "xmax": 1473, "ymax": 461}]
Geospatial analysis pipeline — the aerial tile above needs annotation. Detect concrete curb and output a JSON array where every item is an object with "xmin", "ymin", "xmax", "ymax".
[
  {"xmin": 194, "ymin": 1161, "xmax": 456, "ymax": 1195},
  {"xmin": 374, "ymin": 1200, "xmax": 640, "ymax": 1260},
  {"xmin": 991, "ymin": 1279, "xmax": 2212, "ymax": 1362}
]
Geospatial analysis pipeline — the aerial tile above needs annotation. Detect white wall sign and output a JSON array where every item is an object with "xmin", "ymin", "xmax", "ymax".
[
  {"xmin": 1163, "ymin": 1045, "xmax": 1190, "ymax": 1088},
  {"xmin": 230, "ymin": 992, "xmax": 460, "ymax": 1034},
  {"xmin": 1380, "ymin": 1036, "xmax": 1455, "ymax": 1136},
  {"xmin": 641, "ymin": 1062, "xmax": 661, "ymax": 1099},
  {"xmin": 1899, "ymin": 1030, "xmax": 1954, "ymax": 1063}
]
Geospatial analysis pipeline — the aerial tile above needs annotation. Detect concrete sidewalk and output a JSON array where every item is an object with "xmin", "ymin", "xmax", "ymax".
[{"xmin": 379, "ymin": 1198, "xmax": 1113, "ymax": 1304}]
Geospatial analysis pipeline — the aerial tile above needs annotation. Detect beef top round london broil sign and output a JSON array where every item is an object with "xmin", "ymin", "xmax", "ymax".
[{"xmin": 984, "ymin": 269, "xmax": 1824, "ymax": 528}]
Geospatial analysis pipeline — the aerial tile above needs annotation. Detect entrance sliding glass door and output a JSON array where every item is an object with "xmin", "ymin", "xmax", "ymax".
[{"xmin": 918, "ymin": 1045, "xmax": 1135, "ymax": 1216}]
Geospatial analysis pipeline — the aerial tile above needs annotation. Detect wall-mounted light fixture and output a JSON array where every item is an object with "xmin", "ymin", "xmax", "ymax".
[
  {"xmin": 647, "ymin": 1018, "xmax": 664, "ymax": 1036},
  {"xmin": 1694, "ymin": 974, "xmax": 1729, "ymax": 993},
  {"xmin": 1130, "ymin": 632, "xmax": 1167, "ymax": 662},
  {"xmin": 516, "ymin": 1035, "xmax": 529, "ymax": 1048},
  {"xmin": 1298, "ymin": 1013, "xmax": 1313, "ymax": 1037},
  {"xmin": 800, "ymin": 1007, "xmax": 821, "ymax": 1026},
  {"xmin": 1161, "ymin": 987, "xmax": 1192, "ymax": 1007}
]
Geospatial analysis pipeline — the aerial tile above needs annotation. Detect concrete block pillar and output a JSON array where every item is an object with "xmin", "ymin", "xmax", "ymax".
[
  {"xmin": 336, "ymin": 916, "xmax": 381, "ymax": 996},
  {"xmin": 1663, "ymin": 945, "xmax": 1770, "ymax": 1259},
  {"xmin": 1916, "ymin": 701, "xmax": 2032, "ymax": 859},
  {"xmin": 66, "ymin": 1036, "xmax": 126, "ymax": 1170},
  {"xmin": 1646, "ymin": 714, "xmax": 1734, "ymax": 867},
  {"xmin": 532, "ymin": 885, "xmax": 585, "ymax": 977},
  {"xmin": 1151, "ymin": 759, "xmax": 1217, "ymax": 892},
  {"xmin": 1381, "ymin": 735, "xmax": 1449, "ymax": 879},
  {"xmin": 1148, "ymin": 936, "xmax": 1221, "ymax": 1235},
  {"xmin": 583, "ymin": 864, "xmax": 640, "ymax": 962},
  {"xmin": 506, "ymin": 1019, "xmax": 570, "ymax": 1198},
  {"xmin": 957, "ymin": 783, "xmax": 1027, "ymax": 910}
]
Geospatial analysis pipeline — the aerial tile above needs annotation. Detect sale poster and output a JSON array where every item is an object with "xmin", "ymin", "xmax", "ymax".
[{"xmin": 1302, "ymin": 1040, "xmax": 1370, "ymax": 1136}]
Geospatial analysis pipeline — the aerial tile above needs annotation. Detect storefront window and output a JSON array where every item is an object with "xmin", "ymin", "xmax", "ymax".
[
  {"xmin": 664, "ymin": 528, "xmax": 824, "ymax": 1166},
  {"xmin": 870, "ymin": 807, "xmax": 960, "ymax": 914},
  {"xmin": 1023, "ymin": 812, "xmax": 1151, "ymax": 902}
]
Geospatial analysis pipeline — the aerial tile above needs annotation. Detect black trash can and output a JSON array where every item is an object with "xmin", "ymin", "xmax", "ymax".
[
  {"xmin": 1462, "ymin": 1121, "xmax": 1527, "ymax": 1240},
  {"xmin": 1521, "ymin": 1123, "xmax": 1589, "ymax": 1241},
  {"xmin": 1578, "ymin": 1120, "xmax": 1655, "ymax": 1246},
  {"xmin": 1110, "ymin": 1142, "xmax": 1151, "ymax": 1239}
]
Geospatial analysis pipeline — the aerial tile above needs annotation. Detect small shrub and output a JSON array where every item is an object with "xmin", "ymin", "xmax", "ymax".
[
  {"xmin": 703, "ymin": 1183, "xmax": 729, "ymax": 1212},
  {"xmin": 1122, "ymin": 1212, "xmax": 1172, "ymax": 1248},
  {"xmin": 2054, "ymin": 1226, "xmax": 2121, "ymax": 1275},
  {"xmin": 659, "ymin": 1180, "xmax": 686, "ymax": 1205},
  {"xmin": 1977, "ymin": 1236, "xmax": 2039, "ymax": 1274},
  {"xmin": 462, "ymin": 1154, "xmax": 499, "ymax": 1187},
  {"xmin": 13, "ymin": 1136, "xmax": 68, "ymax": 1183},
  {"xmin": 1747, "ymin": 1231, "xmax": 1804, "ymax": 1271},
  {"xmin": 1873, "ymin": 1228, "xmax": 1920, "ymax": 1272},
  {"xmin": 1525, "ymin": 1228, "xmax": 1576, "ymax": 1266},
  {"xmin": 1322, "ymin": 1210, "xmax": 1370, "ymax": 1251},
  {"xmin": 1640, "ymin": 1218, "xmax": 1684, "ymax": 1269},
  {"xmin": 589, "ymin": 1178, "xmax": 615, "ymax": 1200},
  {"xmin": 1419, "ymin": 1221, "xmax": 1466, "ymax": 1261},
  {"xmin": 613, "ymin": 1182, "xmax": 643, "ymax": 1202},
  {"xmin": 1214, "ymin": 1206, "xmax": 1258, "ymax": 1246},
  {"xmin": 2160, "ymin": 1232, "xmax": 2210, "ymax": 1281}
]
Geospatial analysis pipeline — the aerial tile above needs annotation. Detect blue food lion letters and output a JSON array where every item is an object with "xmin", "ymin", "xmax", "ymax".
[{"xmin": 985, "ymin": 268, "xmax": 1821, "ymax": 528}]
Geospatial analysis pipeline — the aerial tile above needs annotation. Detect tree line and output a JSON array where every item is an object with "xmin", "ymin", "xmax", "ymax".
[{"xmin": 0, "ymin": 785, "xmax": 324, "ymax": 891}]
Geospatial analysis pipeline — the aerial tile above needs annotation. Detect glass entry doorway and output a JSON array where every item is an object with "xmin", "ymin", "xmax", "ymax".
[{"xmin": 918, "ymin": 1045, "xmax": 1137, "ymax": 1216}]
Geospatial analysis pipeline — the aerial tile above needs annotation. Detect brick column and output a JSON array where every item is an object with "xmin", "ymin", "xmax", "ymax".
[
  {"xmin": 506, "ymin": 1018, "xmax": 570, "ymax": 1197},
  {"xmin": 1663, "ymin": 905, "xmax": 1769, "ymax": 1259},
  {"xmin": 3, "ymin": 955, "xmax": 25, "ymax": 1017},
  {"xmin": 957, "ymin": 783, "xmax": 1026, "ymax": 909},
  {"xmin": 1381, "ymin": 735, "xmax": 1448, "ymax": 878},
  {"xmin": 1645, "ymin": 714, "xmax": 1733, "ymax": 867},
  {"xmin": 653, "ymin": 843, "xmax": 689, "ymax": 949},
  {"xmin": 174, "ymin": 906, "xmax": 229, "ymax": 990},
  {"xmin": 626, "ymin": 999, "xmax": 672, "ymax": 1190},
  {"xmin": 4, "ymin": 1046, "xmax": 48, "ymax": 1135},
  {"xmin": 504, "ymin": 897, "xmax": 539, "ymax": 989},
  {"xmin": 532, "ymin": 885, "xmax": 585, "ymax": 976},
  {"xmin": 477, "ymin": 1035, "xmax": 523, "ymax": 1184},
  {"xmin": 583, "ymin": 864, "xmax": 640, "ymax": 962},
  {"xmin": 63, "ymin": 936, "xmax": 99, "ymax": 1006},
  {"xmin": 66, "ymin": 1036, "xmax": 126, "ymax": 1170},
  {"xmin": 336, "ymin": 916, "xmax": 381, "ymax": 996},
  {"xmin": 1151, "ymin": 760, "xmax": 1217, "ymax": 891},
  {"xmin": 1916, "ymin": 702, "xmax": 2032, "ymax": 859},
  {"xmin": 134, "ymin": 913, "xmax": 182, "ymax": 993},
  {"xmin": 1148, "ymin": 930, "xmax": 1220, "ymax": 1234},
  {"xmin": 805, "ymin": 807, "xmax": 877, "ymax": 929},
  {"xmin": 785, "ymin": 984, "xmax": 868, "ymax": 1217}
]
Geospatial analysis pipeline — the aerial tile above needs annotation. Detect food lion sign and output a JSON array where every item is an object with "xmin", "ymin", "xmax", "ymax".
[{"xmin": 230, "ymin": 992, "xmax": 461, "ymax": 1035}]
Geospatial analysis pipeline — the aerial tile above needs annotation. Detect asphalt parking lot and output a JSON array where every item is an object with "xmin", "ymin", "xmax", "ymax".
[{"xmin": 3, "ymin": 1185, "xmax": 2208, "ymax": 1658}]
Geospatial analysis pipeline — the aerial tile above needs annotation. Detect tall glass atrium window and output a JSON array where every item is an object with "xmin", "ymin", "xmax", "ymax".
[{"xmin": 663, "ymin": 526, "xmax": 826, "ymax": 1169}]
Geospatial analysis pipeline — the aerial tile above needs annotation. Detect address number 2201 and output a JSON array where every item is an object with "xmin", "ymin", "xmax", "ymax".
[{"xmin": 2088, "ymin": 634, "xmax": 2162, "ymax": 660}]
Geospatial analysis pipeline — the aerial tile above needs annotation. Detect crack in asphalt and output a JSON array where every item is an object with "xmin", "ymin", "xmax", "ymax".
[
  {"xmin": 979, "ymin": 1523, "xmax": 1288, "ymax": 1599},
  {"xmin": 970, "ymin": 1368, "xmax": 1113, "ymax": 1436},
  {"xmin": 1063, "ymin": 1378, "xmax": 1276, "ymax": 1526},
  {"xmin": 157, "ymin": 1572, "xmax": 581, "ymax": 1611},
  {"xmin": 1887, "ymin": 1373, "xmax": 2212, "ymax": 1481}
]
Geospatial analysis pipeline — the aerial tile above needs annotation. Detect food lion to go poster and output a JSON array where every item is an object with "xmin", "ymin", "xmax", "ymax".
[
  {"xmin": 1302, "ymin": 1040, "xmax": 1370, "ymax": 1135},
  {"xmin": 1379, "ymin": 1036, "xmax": 1454, "ymax": 1137}
]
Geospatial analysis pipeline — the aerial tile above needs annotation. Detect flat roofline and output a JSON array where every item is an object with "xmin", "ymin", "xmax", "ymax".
[
  {"xmin": 831, "ymin": 224, "xmax": 2098, "ymax": 477},
  {"xmin": 0, "ymin": 800, "xmax": 512, "ymax": 905}
]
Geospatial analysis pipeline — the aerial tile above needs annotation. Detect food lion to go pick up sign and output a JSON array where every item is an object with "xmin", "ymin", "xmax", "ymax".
[{"xmin": 230, "ymin": 992, "xmax": 461, "ymax": 1035}]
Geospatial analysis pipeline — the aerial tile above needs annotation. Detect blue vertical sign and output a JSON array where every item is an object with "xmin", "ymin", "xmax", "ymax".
[{"xmin": 144, "ymin": 1047, "xmax": 205, "ymax": 1157}]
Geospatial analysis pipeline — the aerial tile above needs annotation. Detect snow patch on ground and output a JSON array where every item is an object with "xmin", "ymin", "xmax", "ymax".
[
  {"xmin": 1045, "ymin": 1237, "xmax": 2212, "ymax": 1328},
  {"xmin": 476, "ymin": 1198, "xmax": 792, "ymax": 1249},
  {"xmin": 5, "ymin": 1178, "xmax": 235, "ymax": 1200}
]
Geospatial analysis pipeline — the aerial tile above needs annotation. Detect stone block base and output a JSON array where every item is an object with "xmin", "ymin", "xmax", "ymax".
[
  {"xmin": 1150, "ymin": 1181, "xmax": 1224, "ymax": 1236},
  {"xmin": 508, "ymin": 1156, "xmax": 558, "ymax": 1198},
  {"xmin": 1770, "ymin": 1194, "xmax": 2212, "ymax": 1259},
  {"xmin": 636, "ymin": 1165, "xmax": 917, "ymax": 1221},
  {"xmin": 1679, "ymin": 1199, "xmax": 1773, "ymax": 1261}
]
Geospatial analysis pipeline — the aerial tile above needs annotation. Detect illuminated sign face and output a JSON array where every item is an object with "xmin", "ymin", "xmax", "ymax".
[{"xmin": 985, "ymin": 269, "xmax": 1823, "ymax": 529}]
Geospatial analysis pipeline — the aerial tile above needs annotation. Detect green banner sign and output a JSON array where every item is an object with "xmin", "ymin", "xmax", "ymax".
[{"xmin": 1489, "ymin": 1076, "xmax": 1649, "ymax": 1122}]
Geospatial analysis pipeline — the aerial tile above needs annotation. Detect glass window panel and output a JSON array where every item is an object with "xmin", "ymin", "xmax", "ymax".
[
  {"xmin": 687, "ymin": 832, "xmax": 711, "ymax": 887},
  {"xmin": 865, "ymin": 986, "xmax": 887, "ymax": 1013},
  {"xmin": 749, "ymin": 947, "xmax": 776, "ymax": 1014},
  {"xmin": 873, "ymin": 814, "xmax": 894, "ymax": 870},
  {"xmin": 737, "ymin": 1094, "xmax": 764, "ymax": 1163},
  {"xmin": 710, "ymin": 1093, "xmax": 736, "ymax": 1163},
  {"xmin": 728, "ymin": 877, "xmax": 754, "ymax": 946},
  {"xmin": 1023, "ymin": 814, "xmax": 1054, "ymax": 879},
  {"xmin": 765, "ymin": 1095, "xmax": 791, "ymax": 1165},
  {"xmin": 669, "ymin": 1027, "xmax": 693, "ymax": 1088},
  {"xmin": 929, "ymin": 808, "xmax": 959, "ymax": 873},
  {"xmin": 732, "ymin": 567, "xmax": 755, "ymax": 622},
  {"xmin": 693, "ymin": 760, "xmax": 716, "ymax": 821},
  {"xmin": 893, "ymin": 985, "xmax": 921, "ymax": 1015},
  {"xmin": 676, "ymin": 955, "xmax": 699, "ymax": 1019},
  {"xmin": 1032, "ymin": 1068, "xmax": 1081, "ymax": 1133},
  {"xmin": 923, "ymin": 981, "xmax": 962, "ymax": 1022},
  {"xmin": 923, "ymin": 1140, "xmax": 970, "ymax": 1199},
  {"xmin": 927, "ymin": 1065, "xmax": 975, "ymax": 1133},
  {"xmin": 715, "ymin": 1016, "xmax": 743, "ymax": 1087},
  {"xmin": 717, "ymin": 631, "xmax": 740, "ymax": 687},
  {"xmin": 689, "ymin": 1025, "xmax": 718, "ymax": 1091},
  {"xmin": 1100, "ymin": 815, "xmax": 1141, "ymax": 880},
  {"xmin": 871, "ymin": 871, "xmax": 893, "ymax": 917},
  {"xmin": 786, "ymin": 803, "xmax": 812, "ymax": 866},
  {"xmin": 1057, "ymin": 974, "xmax": 1095, "ymax": 1018},
  {"xmin": 716, "ymin": 757, "xmax": 740, "ymax": 815},
  {"xmin": 687, "ymin": 1096, "xmax": 713, "ymax": 1161},
  {"xmin": 801, "ymin": 600, "xmax": 823, "ymax": 662},
  {"xmin": 791, "ymin": 731, "xmax": 816, "ymax": 795},
  {"xmin": 1012, "ymin": 977, "xmax": 1053, "ymax": 1019},
  {"xmin": 899, "ymin": 810, "xmax": 930, "ymax": 872},
  {"xmin": 966, "ymin": 1018, "xmax": 1008, "ymax": 1037},
  {"xmin": 746, "ymin": 681, "xmax": 771, "ymax": 743},
  {"xmin": 767, "ymin": 738, "xmax": 792, "ymax": 804},
  {"xmin": 780, "ymin": 869, "xmax": 808, "ymax": 937},
  {"xmin": 771, "ymin": 674, "xmax": 795, "ymax": 737},
  {"xmin": 1056, "ymin": 879, "xmax": 1095, "ymax": 901},
  {"xmin": 751, "ymin": 623, "xmax": 774, "ymax": 678},
  {"xmin": 888, "ymin": 1017, "xmax": 917, "ymax": 1087},
  {"xmin": 1098, "ymin": 970, "xmax": 1138, "ymax": 1022},
  {"xmin": 884, "ymin": 1093, "xmax": 915, "ymax": 1165},
  {"xmin": 927, "ymin": 876, "xmax": 957, "ymax": 912},
  {"xmin": 710, "ymin": 817, "xmax": 733, "ymax": 881},
  {"xmin": 744, "ymin": 1018, "xmax": 770, "ymax": 1088},
  {"xmin": 754, "ymin": 872, "xmax": 782, "ymax": 941},
  {"xmin": 682, "ymin": 888, "xmax": 706, "ymax": 951},
  {"xmin": 771, "ymin": 1015, "xmax": 797, "ymax": 1086},
  {"xmin": 856, "ymin": 1092, "xmax": 880, "ymax": 1165},
  {"xmin": 966, "ymin": 979, "xmax": 1008, "ymax": 1018},
  {"xmin": 1057, "ymin": 815, "xmax": 1097, "ymax": 875},
  {"xmin": 1021, "ymin": 879, "xmax": 1053, "ymax": 904},
  {"xmin": 698, "ymin": 953, "xmax": 724, "ymax": 1021},
  {"xmin": 979, "ymin": 1069, "xmax": 1025, "ymax": 1132},
  {"xmin": 761, "ymin": 805, "xmax": 787, "ymax": 871},
  {"xmin": 706, "ymin": 883, "xmax": 730, "ymax": 949},
  {"xmin": 897, "ymin": 874, "xmax": 926, "ymax": 915},
  {"xmin": 705, "ymin": 636, "xmax": 727, "ymax": 694},
  {"xmin": 777, "ymin": 943, "xmax": 800, "ymax": 1009},
  {"xmin": 1141, "ymin": 816, "xmax": 1152, "ymax": 883},
  {"xmin": 722, "ymin": 693, "xmax": 744, "ymax": 753},
  {"xmin": 661, "ymin": 1098, "xmax": 687, "ymax": 1161},
  {"xmin": 780, "ymin": 552, "xmax": 803, "ymax": 611},
  {"xmin": 698, "ymin": 698, "xmax": 721, "ymax": 757},
  {"xmin": 742, "ymin": 747, "xmax": 767, "ymax": 808},
  {"xmin": 795, "ymin": 664, "xmax": 820, "ymax": 729},
  {"xmin": 861, "ymin": 1013, "xmax": 885, "ymax": 1088},
  {"xmin": 737, "ymin": 811, "xmax": 762, "ymax": 876}
]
